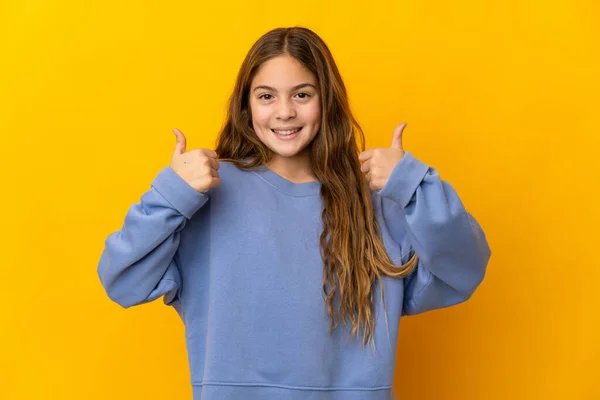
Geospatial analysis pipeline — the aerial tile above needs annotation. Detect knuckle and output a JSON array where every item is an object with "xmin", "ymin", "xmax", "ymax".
[{"xmin": 195, "ymin": 149, "xmax": 206, "ymax": 158}]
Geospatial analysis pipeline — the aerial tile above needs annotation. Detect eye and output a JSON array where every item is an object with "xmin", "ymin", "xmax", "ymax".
[
  {"xmin": 258, "ymin": 94, "xmax": 273, "ymax": 100},
  {"xmin": 295, "ymin": 92, "xmax": 311, "ymax": 99}
]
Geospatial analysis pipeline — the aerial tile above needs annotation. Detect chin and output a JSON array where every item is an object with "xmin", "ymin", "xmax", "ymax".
[{"xmin": 271, "ymin": 148, "xmax": 304, "ymax": 158}]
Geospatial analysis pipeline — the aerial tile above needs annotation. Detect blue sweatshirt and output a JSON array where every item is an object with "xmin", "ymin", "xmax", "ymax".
[{"xmin": 97, "ymin": 151, "xmax": 490, "ymax": 400}]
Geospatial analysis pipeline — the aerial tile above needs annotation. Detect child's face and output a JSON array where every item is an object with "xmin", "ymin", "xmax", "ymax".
[{"xmin": 249, "ymin": 55, "xmax": 321, "ymax": 162}]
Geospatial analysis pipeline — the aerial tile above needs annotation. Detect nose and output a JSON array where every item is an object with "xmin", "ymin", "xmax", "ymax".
[{"xmin": 276, "ymin": 98, "xmax": 296, "ymax": 120}]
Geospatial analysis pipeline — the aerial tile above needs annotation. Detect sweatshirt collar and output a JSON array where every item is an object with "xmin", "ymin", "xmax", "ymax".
[{"xmin": 252, "ymin": 165, "xmax": 322, "ymax": 197}]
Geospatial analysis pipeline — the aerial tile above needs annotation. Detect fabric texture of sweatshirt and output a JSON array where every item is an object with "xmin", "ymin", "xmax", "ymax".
[{"xmin": 97, "ymin": 151, "xmax": 491, "ymax": 399}]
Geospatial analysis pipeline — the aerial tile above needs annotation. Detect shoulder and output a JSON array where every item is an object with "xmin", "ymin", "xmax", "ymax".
[
  {"xmin": 211, "ymin": 160, "xmax": 263, "ymax": 195},
  {"xmin": 217, "ymin": 160, "xmax": 256, "ymax": 179}
]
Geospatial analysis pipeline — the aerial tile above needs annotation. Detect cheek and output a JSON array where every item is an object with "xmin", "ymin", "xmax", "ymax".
[
  {"xmin": 299, "ymin": 102, "xmax": 321, "ymax": 126},
  {"xmin": 251, "ymin": 106, "xmax": 271, "ymax": 130},
  {"xmin": 308, "ymin": 104, "xmax": 321, "ymax": 128}
]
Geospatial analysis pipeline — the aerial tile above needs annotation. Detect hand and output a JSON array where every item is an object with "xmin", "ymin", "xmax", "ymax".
[
  {"xmin": 170, "ymin": 128, "xmax": 221, "ymax": 193},
  {"xmin": 358, "ymin": 122, "xmax": 407, "ymax": 191}
]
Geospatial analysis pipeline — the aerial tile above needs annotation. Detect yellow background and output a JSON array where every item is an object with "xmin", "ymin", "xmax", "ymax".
[{"xmin": 1, "ymin": 0, "xmax": 598, "ymax": 398}]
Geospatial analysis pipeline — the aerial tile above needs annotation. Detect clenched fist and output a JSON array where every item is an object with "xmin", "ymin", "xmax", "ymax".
[
  {"xmin": 359, "ymin": 122, "xmax": 407, "ymax": 191},
  {"xmin": 170, "ymin": 128, "xmax": 221, "ymax": 193}
]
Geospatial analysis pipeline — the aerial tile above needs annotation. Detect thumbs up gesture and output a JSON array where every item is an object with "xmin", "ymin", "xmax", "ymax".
[
  {"xmin": 170, "ymin": 128, "xmax": 221, "ymax": 193},
  {"xmin": 358, "ymin": 122, "xmax": 407, "ymax": 191}
]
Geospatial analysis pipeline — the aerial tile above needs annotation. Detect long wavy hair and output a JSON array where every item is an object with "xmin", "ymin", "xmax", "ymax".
[{"xmin": 215, "ymin": 27, "xmax": 418, "ymax": 346}]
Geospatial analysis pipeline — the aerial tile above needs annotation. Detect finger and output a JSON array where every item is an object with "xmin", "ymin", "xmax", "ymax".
[
  {"xmin": 208, "ymin": 157, "xmax": 220, "ymax": 171},
  {"xmin": 200, "ymin": 155, "xmax": 219, "ymax": 171},
  {"xmin": 358, "ymin": 149, "xmax": 373, "ymax": 162},
  {"xmin": 201, "ymin": 148, "xmax": 218, "ymax": 159},
  {"xmin": 360, "ymin": 160, "xmax": 371, "ymax": 173},
  {"xmin": 210, "ymin": 177, "xmax": 221, "ymax": 188},
  {"xmin": 391, "ymin": 122, "xmax": 406, "ymax": 150},
  {"xmin": 173, "ymin": 128, "xmax": 187, "ymax": 155},
  {"xmin": 210, "ymin": 168, "xmax": 220, "ymax": 178},
  {"xmin": 366, "ymin": 174, "xmax": 380, "ymax": 190}
]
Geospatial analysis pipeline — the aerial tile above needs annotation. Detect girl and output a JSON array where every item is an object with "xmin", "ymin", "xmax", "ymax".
[{"xmin": 98, "ymin": 27, "xmax": 490, "ymax": 400}]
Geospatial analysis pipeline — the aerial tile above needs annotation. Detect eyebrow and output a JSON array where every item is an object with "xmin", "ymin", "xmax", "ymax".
[{"xmin": 252, "ymin": 83, "xmax": 317, "ymax": 92}]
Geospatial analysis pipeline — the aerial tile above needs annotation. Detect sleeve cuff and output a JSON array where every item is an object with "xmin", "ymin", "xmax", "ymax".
[
  {"xmin": 151, "ymin": 166, "xmax": 209, "ymax": 219},
  {"xmin": 378, "ymin": 151, "xmax": 430, "ymax": 208}
]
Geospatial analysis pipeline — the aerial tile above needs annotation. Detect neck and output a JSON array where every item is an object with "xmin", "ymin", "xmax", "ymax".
[{"xmin": 266, "ymin": 151, "xmax": 317, "ymax": 184}]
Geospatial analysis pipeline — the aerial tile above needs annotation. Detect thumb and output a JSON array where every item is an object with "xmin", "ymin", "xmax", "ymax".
[
  {"xmin": 391, "ymin": 122, "xmax": 406, "ymax": 150},
  {"xmin": 173, "ymin": 128, "xmax": 187, "ymax": 155}
]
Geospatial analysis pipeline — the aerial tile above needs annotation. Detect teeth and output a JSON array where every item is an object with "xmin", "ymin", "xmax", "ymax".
[{"xmin": 273, "ymin": 128, "xmax": 301, "ymax": 135}]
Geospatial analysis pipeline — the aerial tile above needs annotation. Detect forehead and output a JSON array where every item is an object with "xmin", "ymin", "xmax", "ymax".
[{"xmin": 251, "ymin": 55, "xmax": 317, "ymax": 88}]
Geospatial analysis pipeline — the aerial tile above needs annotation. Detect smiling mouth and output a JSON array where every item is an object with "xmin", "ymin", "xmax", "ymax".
[{"xmin": 271, "ymin": 127, "xmax": 302, "ymax": 136}]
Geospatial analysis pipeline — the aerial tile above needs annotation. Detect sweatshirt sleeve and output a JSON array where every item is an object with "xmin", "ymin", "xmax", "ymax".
[
  {"xmin": 97, "ymin": 166, "xmax": 209, "ymax": 308},
  {"xmin": 376, "ymin": 152, "xmax": 491, "ymax": 316}
]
